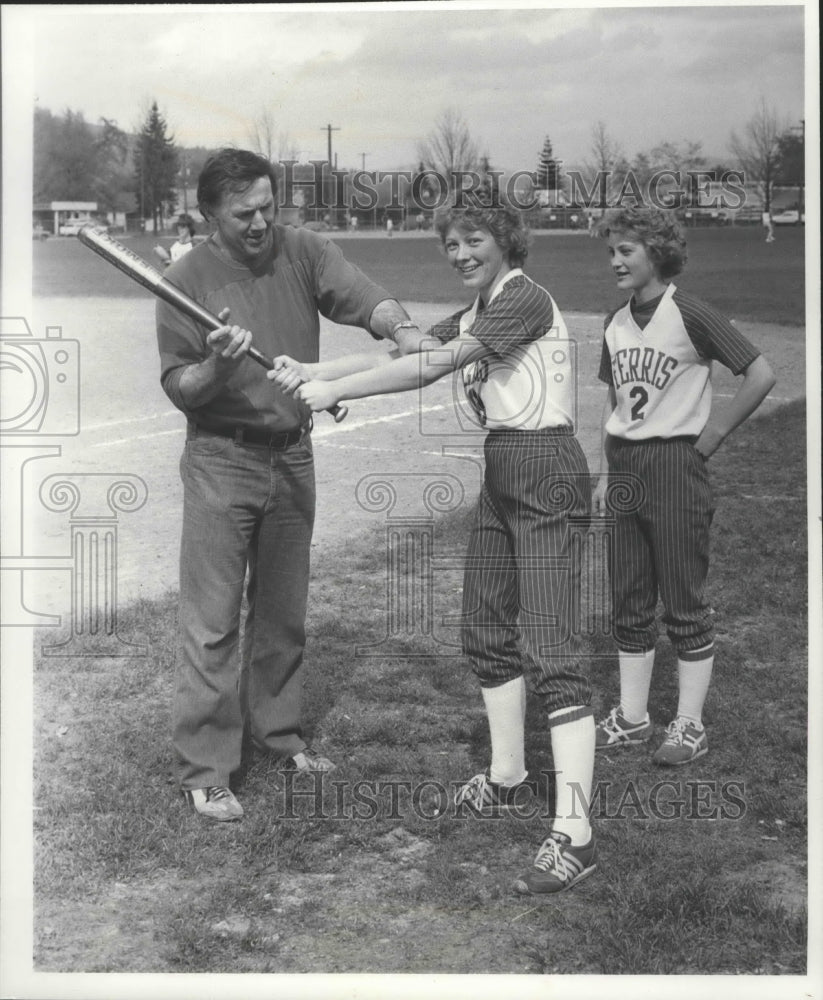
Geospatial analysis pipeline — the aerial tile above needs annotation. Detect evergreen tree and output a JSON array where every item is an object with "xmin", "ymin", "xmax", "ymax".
[
  {"xmin": 34, "ymin": 108, "xmax": 97, "ymax": 201},
  {"xmin": 94, "ymin": 118, "xmax": 131, "ymax": 215},
  {"xmin": 776, "ymin": 127, "xmax": 804, "ymax": 219},
  {"xmin": 776, "ymin": 130, "xmax": 804, "ymax": 187},
  {"xmin": 535, "ymin": 136, "xmax": 560, "ymax": 194},
  {"xmin": 134, "ymin": 101, "xmax": 180, "ymax": 231}
]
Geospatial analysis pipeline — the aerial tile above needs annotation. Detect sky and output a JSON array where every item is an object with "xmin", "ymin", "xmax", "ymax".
[{"xmin": 6, "ymin": 1, "xmax": 811, "ymax": 175}]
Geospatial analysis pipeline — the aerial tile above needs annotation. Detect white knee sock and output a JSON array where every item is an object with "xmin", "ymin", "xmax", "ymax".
[
  {"xmin": 676, "ymin": 647, "xmax": 714, "ymax": 727},
  {"xmin": 549, "ymin": 707, "xmax": 595, "ymax": 846},
  {"xmin": 618, "ymin": 648, "xmax": 656, "ymax": 722},
  {"xmin": 482, "ymin": 676, "xmax": 527, "ymax": 787}
]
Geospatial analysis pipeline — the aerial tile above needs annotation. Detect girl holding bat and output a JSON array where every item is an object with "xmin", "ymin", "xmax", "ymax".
[{"xmin": 270, "ymin": 200, "xmax": 597, "ymax": 896}]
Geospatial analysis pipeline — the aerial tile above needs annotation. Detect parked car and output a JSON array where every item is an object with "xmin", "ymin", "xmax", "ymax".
[
  {"xmin": 32, "ymin": 224, "xmax": 49, "ymax": 240},
  {"xmin": 771, "ymin": 209, "xmax": 804, "ymax": 225},
  {"xmin": 58, "ymin": 217, "xmax": 107, "ymax": 236}
]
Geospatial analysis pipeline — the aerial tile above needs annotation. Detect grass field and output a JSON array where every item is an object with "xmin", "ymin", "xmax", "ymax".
[
  {"xmin": 34, "ymin": 224, "xmax": 806, "ymax": 325},
  {"xmin": 32, "ymin": 399, "xmax": 808, "ymax": 976},
  {"xmin": 23, "ymin": 225, "xmax": 812, "ymax": 986}
]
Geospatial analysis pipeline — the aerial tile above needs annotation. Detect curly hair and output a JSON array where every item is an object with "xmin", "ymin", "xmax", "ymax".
[
  {"xmin": 599, "ymin": 206, "xmax": 688, "ymax": 279},
  {"xmin": 433, "ymin": 199, "xmax": 531, "ymax": 268}
]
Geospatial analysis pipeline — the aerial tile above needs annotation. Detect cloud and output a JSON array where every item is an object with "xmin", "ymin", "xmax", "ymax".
[{"xmin": 26, "ymin": 4, "xmax": 806, "ymax": 170}]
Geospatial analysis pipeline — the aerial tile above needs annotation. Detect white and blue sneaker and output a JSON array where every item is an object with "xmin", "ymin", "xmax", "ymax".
[
  {"xmin": 514, "ymin": 831, "xmax": 597, "ymax": 895},
  {"xmin": 652, "ymin": 717, "xmax": 708, "ymax": 766}
]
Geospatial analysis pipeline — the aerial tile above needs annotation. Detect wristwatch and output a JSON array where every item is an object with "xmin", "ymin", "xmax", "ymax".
[{"xmin": 390, "ymin": 320, "xmax": 420, "ymax": 338}]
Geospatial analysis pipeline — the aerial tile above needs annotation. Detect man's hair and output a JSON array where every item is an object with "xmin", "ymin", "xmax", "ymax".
[
  {"xmin": 197, "ymin": 148, "xmax": 279, "ymax": 220},
  {"xmin": 433, "ymin": 199, "xmax": 531, "ymax": 267},
  {"xmin": 599, "ymin": 206, "xmax": 688, "ymax": 279}
]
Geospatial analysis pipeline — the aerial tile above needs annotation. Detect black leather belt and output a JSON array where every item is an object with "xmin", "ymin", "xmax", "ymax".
[{"xmin": 189, "ymin": 423, "xmax": 307, "ymax": 450}]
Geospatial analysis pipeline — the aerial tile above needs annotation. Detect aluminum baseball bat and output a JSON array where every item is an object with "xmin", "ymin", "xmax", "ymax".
[{"xmin": 77, "ymin": 226, "xmax": 348, "ymax": 422}]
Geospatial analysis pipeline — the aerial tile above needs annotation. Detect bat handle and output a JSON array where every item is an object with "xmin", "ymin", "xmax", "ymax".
[{"xmin": 247, "ymin": 346, "xmax": 347, "ymax": 423}]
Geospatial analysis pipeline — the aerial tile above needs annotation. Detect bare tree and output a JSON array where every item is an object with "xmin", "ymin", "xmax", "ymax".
[
  {"xmin": 648, "ymin": 140, "xmax": 705, "ymax": 175},
  {"xmin": 249, "ymin": 108, "xmax": 298, "ymax": 162},
  {"xmin": 577, "ymin": 121, "xmax": 628, "ymax": 204},
  {"xmin": 588, "ymin": 120, "xmax": 624, "ymax": 174},
  {"xmin": 729, "ymin": 99, "xmax": 786, "ymax": 211},
  {"xmin": 276, "ymin": 132, "xmax": 300, "ymax": 162},
  {"xmin": 416, "ymin": 108, "xmax": 480, "ymax": 187},
  {"xmin": 249, "ymin": 108, "xmax": 276, "ymax": 161}
]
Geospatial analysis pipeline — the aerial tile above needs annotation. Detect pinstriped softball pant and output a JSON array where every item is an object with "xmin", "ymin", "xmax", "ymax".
[
  {"xmin": 605, "ymin": 436, "xmax": 715, "ymax": 654},
  {"xmin": 461, "ymin": 427, "xmax": 592, "ymax": 714}
]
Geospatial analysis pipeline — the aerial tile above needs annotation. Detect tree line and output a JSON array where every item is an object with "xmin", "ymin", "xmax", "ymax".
[
  {"xmin": 34, "ymin": 98, "xmax": 804, "ymax": 228},
  {"xmin": 34, "ymin": 101, "xmax": 184, "ymax": 231}
]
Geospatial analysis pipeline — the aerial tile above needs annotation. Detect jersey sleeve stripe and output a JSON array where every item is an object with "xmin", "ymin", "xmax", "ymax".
[
  {"xmin": 673, "ymin": 289, "xmax": 761, "ymax": 374},
  {"xmin": 470, "ymin": 276, "xmax": 555, "ymax": 354}
]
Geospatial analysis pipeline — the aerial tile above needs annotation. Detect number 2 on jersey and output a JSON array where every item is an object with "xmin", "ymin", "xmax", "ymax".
[{"xmin": 629, "ymin": 385, "xmax": 649, "ymax": 421}]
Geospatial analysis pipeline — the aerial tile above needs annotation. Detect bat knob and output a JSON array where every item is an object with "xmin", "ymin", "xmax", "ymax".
[{"xmin": 332, "ymin": 405, "xmax": 348, "ymax": 423}]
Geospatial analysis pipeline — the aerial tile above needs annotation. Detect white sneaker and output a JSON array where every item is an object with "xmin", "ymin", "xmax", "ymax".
[
  {"xmin": 595, "ymin": 706, "xmax": 653, "ymax": 749},
  {"xmin": 283, "ymin": 747, "xmax": 337, "ymax": 773},
  {"xmin": 184, "ymin": 786, "xmax": 244, "ymax": 822}
]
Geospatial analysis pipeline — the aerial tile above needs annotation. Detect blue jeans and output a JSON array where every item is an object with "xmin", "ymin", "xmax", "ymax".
[{"xmin": 173, "ymin": 427, "xmax": 315, "ymax": 790}]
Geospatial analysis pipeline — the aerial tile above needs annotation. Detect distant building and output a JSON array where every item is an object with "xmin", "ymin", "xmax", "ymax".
[{"xmin": 33, "ymin": 201, "xmax": 99, "ymax": 235}]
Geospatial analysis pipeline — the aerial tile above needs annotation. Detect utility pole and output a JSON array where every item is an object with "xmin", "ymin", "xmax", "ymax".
[
  {"xmin": 181, "ymin": 149, "xmax": 188, "ymax": 216},
  {"xmin": 321, "ymin": 123, "xmax": 341, "ymax": 167},
  {"xmin": 360, "ymin": 152, "xmax": 368, "ymax": 171},
  {"xmin": 140, "ymin": 143, "xmax": 145, "ymax": 233},
  {"xmin": 320, "ymin": 124, "xmax": 341, "ymax": 223},
  {"xmin": 792, "ymin": 119, "xmax": 805, "ymax": 223}
]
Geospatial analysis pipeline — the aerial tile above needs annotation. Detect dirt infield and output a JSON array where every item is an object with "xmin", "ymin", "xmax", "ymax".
[{"xmin": 22, "ymin": 292, "xmax": 805, "ymax": 628}]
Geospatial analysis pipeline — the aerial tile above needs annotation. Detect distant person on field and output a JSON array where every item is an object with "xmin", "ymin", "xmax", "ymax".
[
  {"xmin": 154, "ymin": 214, "xmax": 197, "ymax": 267},
  {"xmin": 386, "ymin": 217, "xmax": 394, "ymax": 237},
  {"xmin": 762, "ymin": 209, "xmax": 775, "ymax": 243},
  {"xmin": 271, "ymin": 199, "xmax": 598, "ymax": 897},
  {"xmin": 592, "ymin": 206, "xmax": 775, "ymax": 766}
]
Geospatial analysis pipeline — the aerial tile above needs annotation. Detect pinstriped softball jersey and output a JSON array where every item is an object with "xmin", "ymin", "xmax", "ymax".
[
  {"xmin": 599, "ymin": 285, "xmax": 761, "ymax": 654},
  {"xmin": 430, "ymin": 269, "xmax": 574, "ymax": 430},
  {"xmin": 433, "ymin": 272, "xmax": 592, "ymax": 714}
]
